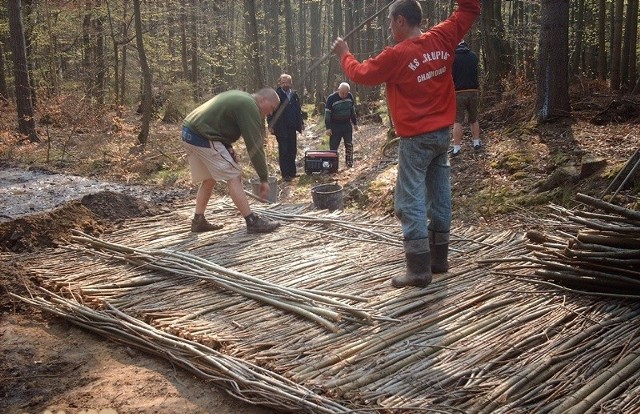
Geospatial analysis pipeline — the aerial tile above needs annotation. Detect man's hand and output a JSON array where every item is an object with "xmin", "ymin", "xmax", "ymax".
[
  {"xmin": 325, "ymin": 129, "xmax": 332, "ymax": 136},
  {"xmin": 354, "ymin": 125, "xmax": 359, "ymax": 132},
  {"xmin": 259, "ymin": 181, "xmax": 271, "ymax": 201},
  {"xmin": 227, "ymin": 145, "xmax": 238, "ymax": 162},
  {"xmin": 268, "ymin": 127, "xmax": 275, "ymax": 135},
  {"xmin": 332, "ymin": 37, "xmax": 350, "ymax": 59}
]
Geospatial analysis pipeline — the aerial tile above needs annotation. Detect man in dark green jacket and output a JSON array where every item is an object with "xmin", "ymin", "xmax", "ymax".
[{"xmin": 181, "ymin": 88, "xmax": 281, "ymax": 233}]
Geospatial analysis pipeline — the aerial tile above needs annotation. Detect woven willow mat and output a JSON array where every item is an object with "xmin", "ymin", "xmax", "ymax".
[{"xmin": 19, "ymin": 198, "xmax": 640, "ymax": 413}]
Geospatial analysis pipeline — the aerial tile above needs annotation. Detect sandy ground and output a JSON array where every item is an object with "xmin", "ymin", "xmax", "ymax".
[
  {"xmin": 1, "ymin": 313, "xmax": 279, "ymax": 414},
  {"xmin": 0, "ymin": 166, "xmax": 282, "ymax": 414}
]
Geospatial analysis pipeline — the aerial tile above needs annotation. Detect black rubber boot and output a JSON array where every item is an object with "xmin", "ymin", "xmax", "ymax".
[
  {"xmin": 430, "ymin": 243, "xmax": 449, "ymax": 273},
  {"xmin": 345, "ymin": 143, "xmax": 354, "ymax": 168},
  {"xmin": 392, "ymin": 252, "xmax": 432, "ymax": 288},
  {"xmin": 429, "ymin": 230, "xmax": 450, "ymax": 273}
]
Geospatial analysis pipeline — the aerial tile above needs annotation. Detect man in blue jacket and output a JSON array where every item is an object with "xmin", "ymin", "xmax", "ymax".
[
  {"xmin": 451, "ymin": 40, "xmax": 481, "ymax": 156},
  {"xmin": 268, "ymin": 74, "xmax": 304, "ymax": 182}
]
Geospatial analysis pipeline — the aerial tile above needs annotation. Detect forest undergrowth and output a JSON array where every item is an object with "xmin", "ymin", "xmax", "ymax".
[{"xmin": 1, "ymin": 78, "xmax": 638, "ymax": 232}]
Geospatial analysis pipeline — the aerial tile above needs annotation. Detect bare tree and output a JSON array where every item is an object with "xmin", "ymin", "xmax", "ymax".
[
  {"xmin": 535, "ymin": 0, "xmax": 570, "ymax": 122},
  {"xmin": 189, "ymin": 0, "xmax": 198, "ymax": 98},
  {"xmin": 244, "ymin": 0, "xmax": 265, "ymax": 90},
  {"xmin": 597, "ymin": 0, "xmax": 607, "ymax": 80},
  {"xmin": 8, "ymin": 0, "xmax": 38, "ymax": 142},
  {"xmin": 0, "ymin": 40, "xmax": 9, "ymax": 102},
  {"xmin": 283, "ymin": 0, "xmax": 295, "ymax": 75},
  {"xmin": 133, "ymin": 0, "xmax": 152, "ymax": 145},
  {"xmin": 609, "ymin": 0, "xmax": 624, "ymax": 90},
  {"xmin": 622, "ymin": 0, "xmax": 638, "ymax": 89},
  {"xmin": 480, "ymin": 0, "xmax": 514, "ymax": 95},
  {"xmin": 310, "ymin": 0, "xmax": 322, "ymax": 110},
  {"xmin": 264, "ymin": 0, "xmax": 280, "ymax": 84}
]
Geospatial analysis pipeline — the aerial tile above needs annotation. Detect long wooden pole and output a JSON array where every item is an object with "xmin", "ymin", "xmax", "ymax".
[{"xmin": 306, "ymin": 2, "xmax": 395, "ymax": 76}]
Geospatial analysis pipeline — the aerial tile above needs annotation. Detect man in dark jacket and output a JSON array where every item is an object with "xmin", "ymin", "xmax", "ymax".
[
  {"xmin": 268, "ymin": 74, "xmax": 304, "ymax": 182},
  {"xmin": 324, "ymin": 82, "xmax": 358, "ymax": 168},
  {"xmin": 451, "ymin": 40, "xmax": 481, "ymax": 156}
]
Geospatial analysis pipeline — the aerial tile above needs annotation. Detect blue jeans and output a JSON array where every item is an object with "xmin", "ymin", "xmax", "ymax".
[{"xmin": 394, "ymin": 128, "xmax": 451, "ymax": 252}]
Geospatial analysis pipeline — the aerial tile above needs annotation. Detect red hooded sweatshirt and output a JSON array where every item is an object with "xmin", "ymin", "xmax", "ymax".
[{"xmin": 340, "ymin": 0, "xmax": 481, "ymax": 137}]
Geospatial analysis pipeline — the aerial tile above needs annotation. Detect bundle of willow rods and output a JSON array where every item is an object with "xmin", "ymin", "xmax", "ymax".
[
  {"xmin": 10, "ymin": 289, "xmax": 352, "ymax": 414},
  {"xmin": 492, "ymin": 193, "xmax": 640, "ymax": 298},
  {"xmin": 69, "ymin": 230, "xmax": 375, "ymax": 332}
]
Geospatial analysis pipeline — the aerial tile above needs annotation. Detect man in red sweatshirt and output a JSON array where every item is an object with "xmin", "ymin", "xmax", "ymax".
[{"xmin": 332, "ymin": 0, "xmax": 481, "ymax": 288}]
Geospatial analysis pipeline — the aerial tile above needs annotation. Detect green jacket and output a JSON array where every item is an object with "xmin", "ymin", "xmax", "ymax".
[{"xmin": 183, "ymin": 90, "xmax": 268, "ymax": 182}]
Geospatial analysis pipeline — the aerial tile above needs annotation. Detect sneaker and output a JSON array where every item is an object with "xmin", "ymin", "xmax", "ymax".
[
  {"xmin": 449, "ymin": 149, "xmax": 461, "ymax": 157},
  {"xmin": 473, "ymin": 143, "xmax": 482, "ymax": 151},
  {"xmin": 191, "ymin": 216, "xmax": 223, "ymax": 233},
  {"xmin": 246, "ymin": 213, "xmax": 281, "ymax": 234},
  {"xmin": 283, "ymin": 176, "xmax": 293, "ymax": 182}
]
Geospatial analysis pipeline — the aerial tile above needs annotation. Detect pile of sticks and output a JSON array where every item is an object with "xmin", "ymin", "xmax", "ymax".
[{"xmin": 520, "ymin": 193, "xmax": 640, "ymax": 297}]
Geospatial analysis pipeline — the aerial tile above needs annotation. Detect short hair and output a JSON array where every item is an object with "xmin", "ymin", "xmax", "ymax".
[
  {"xmin": 338, "ymin": 82, "xmax": 350, "ymax": 91},
  {"xmin": 278, "ymin": 73, "xmax": 292, "ymax": 83},
  {"xmin": 390, "ymin": 0, "xmax": 422, "ymax": 27},
  {"xmin": 254, "ymin": 88, "xmax": 279, "ymax": 104}
]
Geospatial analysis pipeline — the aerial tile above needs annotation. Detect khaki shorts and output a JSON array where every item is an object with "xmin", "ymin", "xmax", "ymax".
[
  {"xmin": 455, "ymin": 90, "xmax": 480, "ymax": 124},
  {"xmin": 182, "ymin": 140, "xmax": 241, "ymax": 184}
]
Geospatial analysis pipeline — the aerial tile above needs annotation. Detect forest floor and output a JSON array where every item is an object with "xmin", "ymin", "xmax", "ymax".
[{"xmin": 1, "ymin": 81, "xmax": 639, "ymax": 414}]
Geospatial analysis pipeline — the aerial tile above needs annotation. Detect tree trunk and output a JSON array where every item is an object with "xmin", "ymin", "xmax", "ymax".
[
  {"xmin": 189, "ymin": 0, "xmax": 199, "ymax": 99},
  {"xmin": 310, "ymin": 0, "xmax": 322, "ymax": 111},
  {"xmin": 120, "ymin": 0, "xmax": 130, "ymax": 108},
  {"xmin": 283, "ymin": 0, "xmax": 295, "ymax": 75},
  {"xmin": 535, "ymin": 0, "xmax": 570, "ymax": 123},
  {"xmin": 596, "ymin": 0, "xmax": 607, "ymax": 80},
  {"xmin": 479, "ymin": 0, "xmax": 513, "ymax": 98},
  {"xmin": 0, "ymin": 40, "xmax": 9, "ymax": 102},
  {"xmin": 299, "ymin": 0, "xmax": 309, "ymax": 94},
  {"xmin": 133, "ymin": 0, "xmax": 152, "ymax": 145},
  {"xmin": 8, "ymin": 0, "xmax": 38, "ymax": 142},
  {"xmin": 43, "ymin": 0, "xmax": 59, "ymax": 96},
  {"xmin": 623, "ymin": 0, "xmax": 638, "ymax": 89},
  {"xmin": 265, "ymin": 0, "xmax": 280, "ymax": 84},
  {"xmin": 94, "ymin": 0, "xmax": 105, "ymax": 105},
  {"xmin": 570, "ymin": 0, "xmax": 585, "ymax": 76},
  {"xmin": 105, "ymin": 0, "xmax": 120, "ymax": 106},
  {"xmin": 243, "ymin": 0, "xmax": 265, "ymax": 90},
  {"xmin": 326, "ymin": 0, "xmax": 343, "ymax": 93},
  {"xmin": 180, "ymin": 0, "xmax": 189, "ymax": 81},
  {"xmin": 609, "ymin": 0, "xmax": 623, "ymax": 90},
  {"xmin": 83, "ymin": 0, "xmax": 94, "ymax": 98}
]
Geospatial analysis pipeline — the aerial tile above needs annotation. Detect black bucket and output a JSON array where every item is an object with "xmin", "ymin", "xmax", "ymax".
[{"xmin": 311, "ymin": 183, "xmax": 344, "ymax": 211}]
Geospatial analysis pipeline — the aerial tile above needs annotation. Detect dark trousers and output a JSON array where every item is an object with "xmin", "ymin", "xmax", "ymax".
[
  {"xmin": 329, "ymin": 123, "xmax": 353, "ymax": 150},
  {"xmin": 329, "ymin": 123, "xmax": 354, "ymax": 167},
  {"xmin": 276, "ymin": 129, "xmax": 298, "ymax": 177}
]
